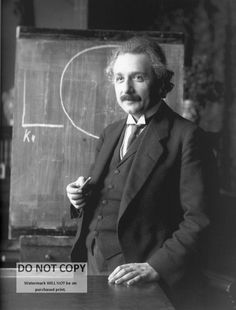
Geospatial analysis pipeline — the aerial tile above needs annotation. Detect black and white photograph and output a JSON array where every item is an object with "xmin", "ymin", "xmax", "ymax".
[{"xmin": 0, "ymin": 1, "xmax": 236, "ymax": 309}]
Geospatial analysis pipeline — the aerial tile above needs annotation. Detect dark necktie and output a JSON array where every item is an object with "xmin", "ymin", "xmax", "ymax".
[{"xmin": 121, "ymin": 124, "xmax": 145, "ymax": 158}]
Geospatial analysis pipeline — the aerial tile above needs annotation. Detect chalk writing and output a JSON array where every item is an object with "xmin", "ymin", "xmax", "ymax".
[{"xmin": 23, "ymin": 129, "xmax": 36, "ymax": 143}]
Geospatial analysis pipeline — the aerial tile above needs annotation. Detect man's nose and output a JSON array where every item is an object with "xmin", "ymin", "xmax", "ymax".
[{"xmin": 122, "ymin": 78, "xmax": 134, "ymax": 94}]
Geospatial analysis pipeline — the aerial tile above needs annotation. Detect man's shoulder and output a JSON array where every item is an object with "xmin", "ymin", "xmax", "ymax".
[
  {"xmin": 162, "ymin": 103, "xmax": 206, "ymax": 143},
  {"xmin": 163, "ymin": 102, "xmax": 199, "ymax": 132},
  {"xmin": 172, "ymin": 111, "xmax": 198, "ymax": 132},
  {"xmin": 98, "ymin": 118, "xmax": 126, "ymax": 139}
]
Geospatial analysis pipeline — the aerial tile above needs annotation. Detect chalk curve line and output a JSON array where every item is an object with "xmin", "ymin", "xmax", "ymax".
[{"xmin": 59, "ymin": 44, "xmax": 118, "ymax": 139}]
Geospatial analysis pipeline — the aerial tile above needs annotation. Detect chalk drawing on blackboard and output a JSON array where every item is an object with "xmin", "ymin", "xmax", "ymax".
[
  {"xmin": 59, "ymin": 45, "xmax": 118, "ymax": 139},
  {"xmin": 21, "ymin": 71, "xmax": 64, "ymax": 129}
]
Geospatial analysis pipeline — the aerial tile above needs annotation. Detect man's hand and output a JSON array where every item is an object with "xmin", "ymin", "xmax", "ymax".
[
  {"xmin": 66, "ymin": 176, "xmax": 89, "ymax": 209},
  {"xmin": 108, "ymin": 263, "xmax": 160, "ymax": 286}
]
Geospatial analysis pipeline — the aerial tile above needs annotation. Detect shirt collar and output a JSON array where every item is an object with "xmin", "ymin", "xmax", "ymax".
[{"xmin": 126, "ymin": 101, "xmax": 161, "ymax": 125}]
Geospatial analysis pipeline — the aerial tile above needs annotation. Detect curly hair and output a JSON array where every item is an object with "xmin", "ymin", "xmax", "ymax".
[{"xmin": 106, "ymin": 36, "xmax": 174, "ymax": 98}]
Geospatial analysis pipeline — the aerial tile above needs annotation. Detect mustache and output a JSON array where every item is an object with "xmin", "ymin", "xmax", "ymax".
[{"xmin": 120, "ymin": 94, "xmax": 141, "ymax": 102}]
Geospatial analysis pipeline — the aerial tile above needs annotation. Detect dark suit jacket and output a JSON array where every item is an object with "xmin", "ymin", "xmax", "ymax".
[{"xmin": 71, "ymin": 101, "xmax": 216, "ymax": 287}]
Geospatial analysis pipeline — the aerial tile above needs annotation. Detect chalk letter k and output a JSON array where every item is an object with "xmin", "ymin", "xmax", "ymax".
[{"xmin": 23, "ymin": 129, "xmax": 31, "ymax": 142}]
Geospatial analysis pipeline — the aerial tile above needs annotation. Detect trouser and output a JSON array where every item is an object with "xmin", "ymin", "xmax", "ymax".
[{"xmin": 87, "ymin": 238, "xmax": 125, "ymax": 275}]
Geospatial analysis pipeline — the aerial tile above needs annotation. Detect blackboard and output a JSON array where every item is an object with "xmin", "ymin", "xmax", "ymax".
[{"xmin": 9, "ymin": 27, "xmax": 184, "ymax": 237}]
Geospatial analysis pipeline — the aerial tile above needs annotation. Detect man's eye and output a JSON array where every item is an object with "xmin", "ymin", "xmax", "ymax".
[
  {"xmin": 115, "ymin": 76, "xmax": 124, "ymax": 83},
  {"xmin": 134, "ymin": 75, "xmax": 144, "ymax": 82}
]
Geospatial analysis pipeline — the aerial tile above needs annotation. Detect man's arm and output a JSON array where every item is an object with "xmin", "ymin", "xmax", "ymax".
[
  {"xmin": 147, "ymin": 126, "xmax": 214, "ymax": 286},
  {"xmin": 68, "ymin": 132, "xmax": 105, "ymax": 219},
  {"xmin": 109, "ymin": 126, "xmax": 216, "ymax": 287}
]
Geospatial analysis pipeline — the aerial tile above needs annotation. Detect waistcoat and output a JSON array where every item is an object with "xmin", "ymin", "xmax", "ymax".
[{"xmin": 86, "ymin": 127, "xmax": 146, "ymax": 259}]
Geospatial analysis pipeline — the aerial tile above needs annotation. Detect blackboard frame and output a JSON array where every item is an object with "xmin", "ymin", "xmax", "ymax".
[{"xmin": 17, "ymin": 26, "xmax": 184, "ymax": 42}]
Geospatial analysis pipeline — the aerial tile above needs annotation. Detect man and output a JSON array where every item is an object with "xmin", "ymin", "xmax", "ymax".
[{"xmin": 66, "ymin": 37, "xmax": 214, "ymax": 289}]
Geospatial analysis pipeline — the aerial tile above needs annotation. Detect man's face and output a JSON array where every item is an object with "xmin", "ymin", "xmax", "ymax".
[{"xmin": 113, "ymin": 53, "xmax": 156, "ymax": 120}]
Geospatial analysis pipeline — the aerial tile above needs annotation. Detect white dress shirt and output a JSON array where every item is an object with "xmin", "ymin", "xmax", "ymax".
[{"xmin": 120, "ymin": 102, "xmax": 161, "ymax": 159}]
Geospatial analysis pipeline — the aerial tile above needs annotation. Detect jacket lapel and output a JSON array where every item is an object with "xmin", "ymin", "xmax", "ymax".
[
  {"xmin": 91, "ymin": 119, "xmax": 126, "ymax": 183},
  {"xmin": 118, "ymin": 103, "xmax": 171, "ymax": 221},
  {"xmin": 117, "ymin": 131, "xmax": 143, "ymax": 167}
]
